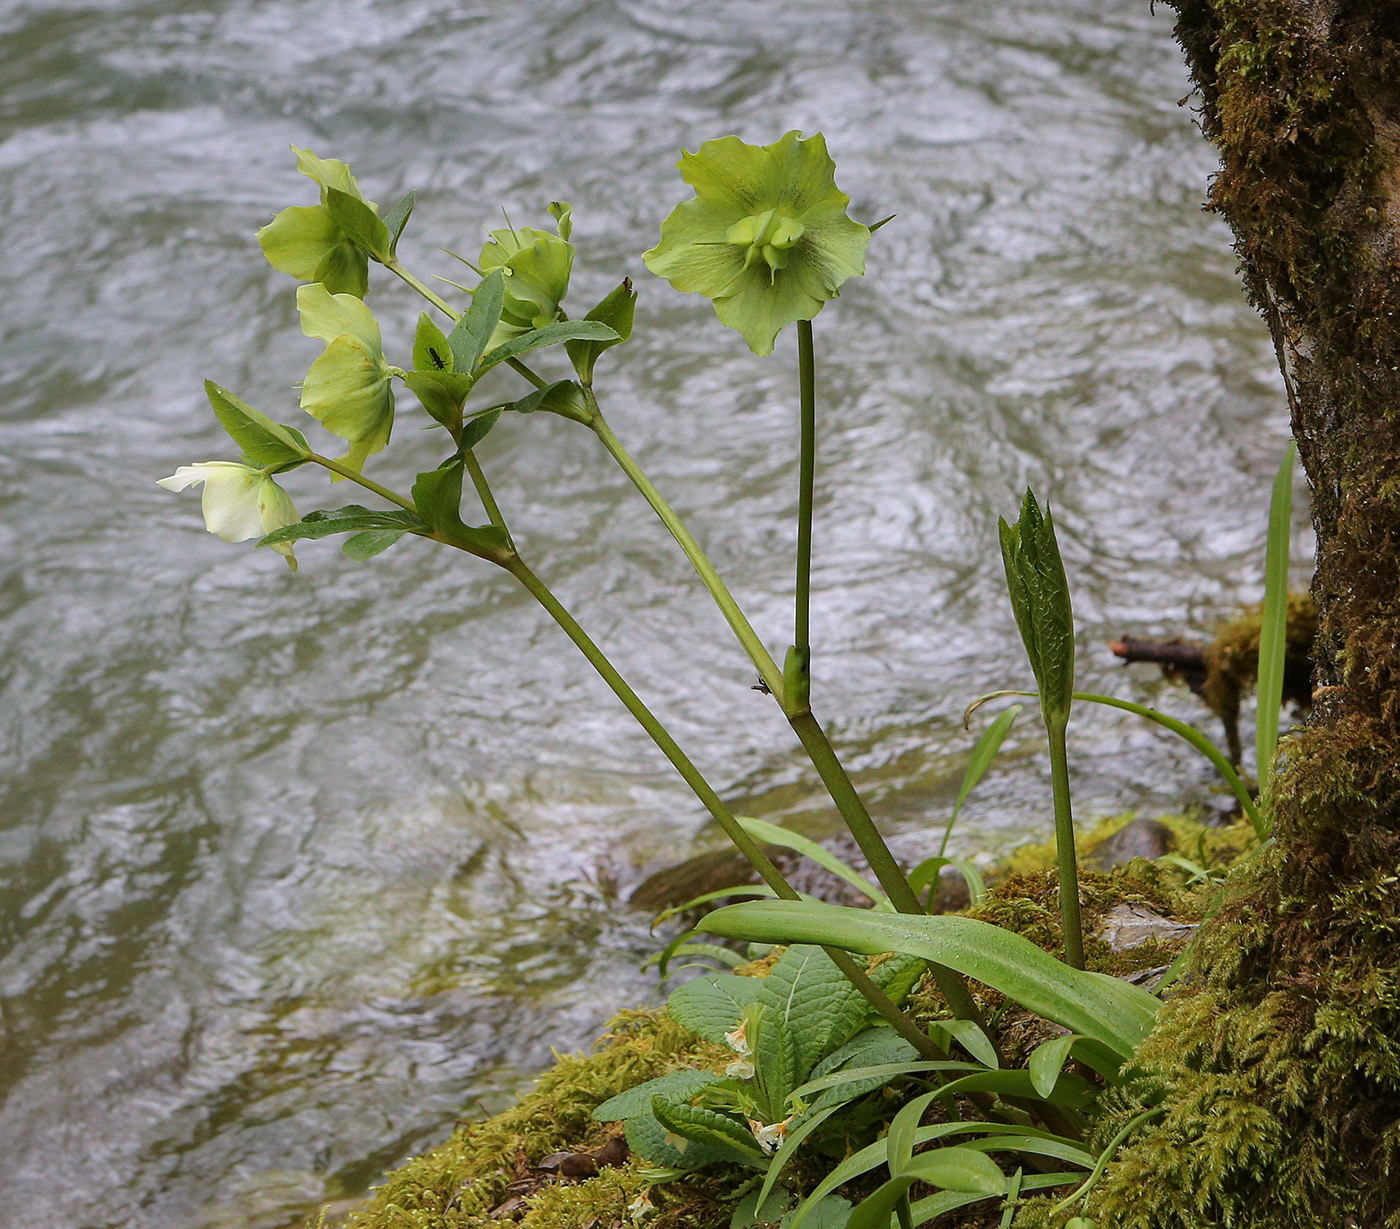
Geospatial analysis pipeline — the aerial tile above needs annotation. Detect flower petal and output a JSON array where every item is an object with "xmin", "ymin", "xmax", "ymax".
[
  {"xmin": 299, "ymin": 335, "xmax": 394, "ymax": 470},
  {"xmin": 676, "ymin": 136, "xmax": 776, "ymax": 216},
  {"xmin": 197, "ymin": 464, "xmax": 267, "ymax": 542},
  {"xmin": 292, "ymin": 146, "xmax": 373, "ymax": 207},
  {"xmin": 258, "ymin": 205, "xmax": 342, "ymax": 281},
  {"xmin": 297, "ymin": 283, "xmax": 383, "ymax": 352},
  {"xmin": 643, "ymin": 197, "xmax": 745, "ymax": 296},
  {"xmin": 712, "ymin": 265, "xmax": 825, "ymax": 356}
]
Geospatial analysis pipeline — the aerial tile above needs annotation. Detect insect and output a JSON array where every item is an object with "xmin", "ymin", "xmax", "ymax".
[
  {"xmin": 751, "ymin": 677, "xmax": 771, "ymax": 695},
  {"xmin": 427, "ymin": 346, "xmax": 448, "ymax": 370}
]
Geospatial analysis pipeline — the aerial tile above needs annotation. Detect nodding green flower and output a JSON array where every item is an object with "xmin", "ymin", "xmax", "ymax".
[
  {"xmin": 478, "ymin": 202, "xmax": 574, "ymax": 350},
  {"xmin": 158, "ymin": 462, "xmax": 300, "ymax": 571},
  {"xmin": 296, "ymin": 283, "xmax": 396, "ymax": 476},
  {"xmin": 643, "ymin": 131, "xmax": 870, "ymax": 356},
  {"xmin": 258, "ymin": 147, "xmax": 378, "ymax": 297}
]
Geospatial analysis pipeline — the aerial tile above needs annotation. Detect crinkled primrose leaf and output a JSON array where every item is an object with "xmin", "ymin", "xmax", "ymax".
[
  {"xmin": 296, "ymin": 284, "xmax": 396, "ymax": 476},
  {"xmin": 643, "ymin": 131, "xmax": 870, "ymax": 355}
]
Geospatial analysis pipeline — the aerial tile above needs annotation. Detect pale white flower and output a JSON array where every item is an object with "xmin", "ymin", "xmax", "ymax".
[
  {"xmin": 725, "ymin": 1057, "xmax": 755, "ymax": 1080},
  {"xmin": 748, "ymin": 1116, "xmax": 791, "ymax": 1155},
  {"xmin": 159, "ymin": 461, "xmax": 300, "ymax": 571},
  {"xmin": 724, "ymin": 1020, "xmax": 751, "ymax": 1056},
  {"xmin": 627, "ymin": 1191, "xmax": 655, "ymax": 1222}
]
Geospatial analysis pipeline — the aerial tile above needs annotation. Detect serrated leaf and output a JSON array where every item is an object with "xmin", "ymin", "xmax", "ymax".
[
  {"xmin": 326, "ymin": 186, "xmax": 391, "ymax": 262},
  {"xmin": 779, "ymin": 1196, "xmax": 850, "ymax": 1229},
  {"xmin": 342, "ymin": 528, "xmax": 409, "ymax": 560},
  {"xmin": 731, "ymin": 1186, "xmax": 792, "ymax": 1229},
  {"xmin": 621, "ymin": 1106, "xmax": 749, "ymax": 1171},
  {"xmin": 749, "ymin": 1004, "xmax": 797, "ymax": 1121},
  {"xmin": 381, "ymin": 189, "xmax": 415, "ymax": 256},
  {"xmin": 566, "ymin": 278, "xmax": 636, "ymax": 384},
  {"xmin": 1028, "ymin": 1034, "xmax": 1079, "ymax": 1098},
  {"xmin": 755, "ymin": 945, "xmax": 862, "ymax": 1085},
  {"xmin": 450, "ymin": 269, "xmax": 506, "ymax": 373},
  {"xmin": 205, "ymin": 382, "xmax": 309, "ymax": 467},
  {"xmin": 479, "ymin": 319, "xmax": 619, "ymax": 371},
  {"xmin": 666, "ymin": 974, "xmax": 761, "ymax": 1044},
  {"xmin": 652, "ymin": 1096, "xmax": 765, "ymax": 1164},
  {"xmin": 592, "ymin": 1069, "xmax": 722, "ymax": 1122}
]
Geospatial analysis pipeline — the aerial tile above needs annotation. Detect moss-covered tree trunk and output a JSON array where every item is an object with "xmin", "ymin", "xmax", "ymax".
[{"xmin": 1085, "ymin": 2, "xmax": 1400, "ymax": 1226}]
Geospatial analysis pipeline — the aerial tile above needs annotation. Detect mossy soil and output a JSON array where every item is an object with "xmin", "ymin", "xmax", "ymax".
[{"xmin": 321, "ymin": 811, "xmax": 1254, "ymax": 1229}]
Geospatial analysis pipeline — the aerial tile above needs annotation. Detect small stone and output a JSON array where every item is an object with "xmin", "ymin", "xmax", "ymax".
[
  {"xmin": 1098, "ymin": 903, "xmax": 1197, "ymax": 951},
  {"xmin": 1084, "ymin": 818, "xmax": 1173, "ymax": 871}
]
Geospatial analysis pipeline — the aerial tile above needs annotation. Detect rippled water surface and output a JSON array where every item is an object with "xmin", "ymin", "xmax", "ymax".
[{"xmin": 0, "ymin": 2, "xmax": 1302, "ymax": 1225}]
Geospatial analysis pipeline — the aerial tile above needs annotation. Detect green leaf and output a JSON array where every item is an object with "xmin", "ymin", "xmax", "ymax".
[
  {"xmin": 699, "ymin": 902, "xmax": 1159, "ymax": 1061},
  {"xmin": 846, "ymin": 1148, "xmax": 1006, "ymax": 1229},
  {"xmin": 326, "ymin": 186, "xmax": 391, "ymax": 262},
  {"xmin": 342, "ymin": 528, "xmax": 409, "ymax": 560},
  {"xmin": 651, "ymin": 1096, "xmax": 766, "ymax": 1165},
  {"xmin": 936, "ymin": 704, "xmax": 1022, "ymax": 859},
  {"xmin": 666, "ymin": 974, "xmax": 761, "ymax": 1044},
  {"xmin": 413, "ymin": 313, "xmax": 454, "ymax": 374},
  {"xmin": 929, "ymin": 1018, "xmax": 999, "ymax": 1070},
  {"xmin": 779, "ymin": 1196, "xmax": 851, "ymax": 1229},
  {"xmin": 566, "ymin": 278, "xmax": 637, "ymax": 384},
  {"xmin": 450, "ymin": 269, "xmax": 507, "ymax": 373},
  {"xmin": 739, "ymin": 818, "xmax": 889, "ymax": 910},
  {"xmin": 789, "ymin": 1122, "xmax": 1077, "ymax": 1229},
  {"xmin": 458, "ymin": 407, "xmax": 503, "ymax": 453},
  {"xmin": 1072, "ymin": 693, "xmax": 1261, "ymax": 835},
  {"xmin": 258, "ymin": 204, "xmax": 341, "ymax": 282},
  {"xmin": 755, "ymin": 946, "xmax": 864, "ymax": 1085},
  {"xmin": 410, "ymin": 460, "xmax": 512, "ymax": 560},
  {"xmin": 749, "ymin": 1003, "xmax": 798, "ymax": 1121},
  {"xmin": 260, "ymin": 505, "xmax": 425, "ymax": 547},
  {"xmin": 1256, "ymin": 441, "xmax": 1296, "ymax": 799},
  {"xmin": 497, "ymin": 379, "xmax": 588, "ymax": 421},
  {"xmin": 205, "ymin": 382, "xmax": 310, "ymax": 467},
  {"xmin": 592, "ymin": 1070, "xmax": 722, "ymax": 1122},
  {"xmin": 381, "ymin": 189, "xmax": 416, "ymax": 256},
  {"xmin": 908, "ymin": 1174, "xmax": 1084, "ymax": 1228},
  {"xmin": 402, "ymin": 370, "xmax": 475, "ymax": 432},
  {"xmin": 479, "ymin": 319, "xmax": 619, "ymax": 371},
  {"xmin": 922, "ymin": 1067, "xmax": 1095, "ymax": 1111},
  {"xmin": 1029, "ymin": 1034, "xmax": 1079, "ymax": 1099},
  {"xmin": 1000, "ymin": 491, "xmax": 1075, "ymax": 726},
  {"xmin": 867, "ymin": 952, "xmax": 926, "ymax": 1010}
]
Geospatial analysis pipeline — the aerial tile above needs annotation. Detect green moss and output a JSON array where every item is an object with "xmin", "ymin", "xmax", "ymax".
[{"xmin": 329, "ymin": 1009, "xmax": 734, "ymax": 1229}]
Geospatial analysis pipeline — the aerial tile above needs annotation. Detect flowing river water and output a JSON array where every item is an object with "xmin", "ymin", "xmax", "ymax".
[{"xmin": 0, "ymin": 2, "xmax": 1304, "ymax": 1226}]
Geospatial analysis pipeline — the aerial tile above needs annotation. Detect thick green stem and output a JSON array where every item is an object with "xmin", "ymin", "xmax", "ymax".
[
  {"xmin": 795, "ymin": 319, "xmax": 816, "ymax": 665},
  {"xmin": 587, "ymin": 403, "xmax": 785, "ymax": 699},
  {"xmin": 789, "ymin": 710, "xmax": 985, "ymax": 1024},
  {"xmin": 308, "ymin": 452, "xmax": 418, "ymax": 512},
  {"xmin": 1046, "ymin": 717, "xmax": 1085, "ymax": 970},
  {"xmin": 501, "ymin": 552, "xmax": 944, "ymax": 1061},
  {"xmin": 463, "ymin": 450, "xmax": 510, "ymax": 540}
]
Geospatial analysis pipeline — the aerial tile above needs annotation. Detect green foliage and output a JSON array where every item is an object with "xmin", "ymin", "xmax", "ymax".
[{"xmin": 998, "ymin": 490, "xmax": 1074, "ymax": 728}]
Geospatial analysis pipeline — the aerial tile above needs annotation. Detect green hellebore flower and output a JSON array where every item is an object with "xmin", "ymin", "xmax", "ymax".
[
  {"xmin": 297, "ymin": 283, "xmax": 395, "ymax": 476},
  {"xmin": 258, "ymin": 146, "xmax": 378, "ymax": 297},
  {"xmin": 643, "ymin": 131, "xmax": 870, "ymax": 356},
  {"xmin": 477, "ymin": 205, "xmax": 574, "ymax": 350},
  {"xmin": 158, "ymin": 461, "xmax": 300, "ymax": 571}
]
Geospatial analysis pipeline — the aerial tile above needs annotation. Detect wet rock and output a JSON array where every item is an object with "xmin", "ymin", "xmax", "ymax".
[
  {"xmin": 1098, "ymin": 903, "xmax": 1197, "ymax": 951},
  {"xmin": 628, "ymin": 835, "xmax": 880, "ymax": 913},
  {"xmin": 1084, "ymin": 818, "xmax": 1172, "ymax": 871},
  {"xmin": 930, "ymin": 869, "xmax": 971, "ymax": 914}
]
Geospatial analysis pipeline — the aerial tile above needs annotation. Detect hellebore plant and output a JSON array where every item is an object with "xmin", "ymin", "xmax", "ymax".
[{"xmin": 160, "ymin": 140, "xmax": 1179, "ymax": 1227}]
